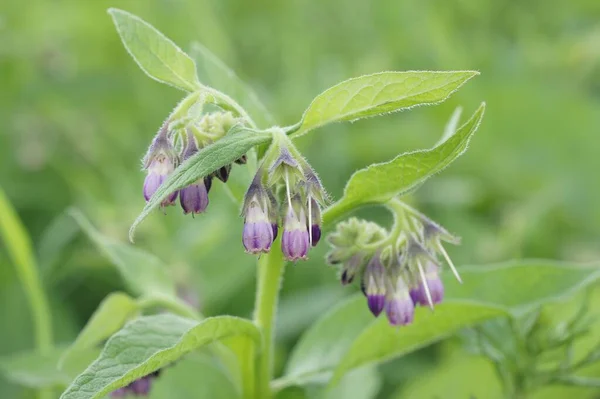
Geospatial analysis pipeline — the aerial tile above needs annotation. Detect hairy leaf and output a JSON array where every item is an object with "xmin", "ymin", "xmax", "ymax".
[
  {"xmin": 70, "ymin": 209, "xmax": 176, "ymax": 297},
  {"xmin": 129, "ymin": 126, "xmax": 271, "ymax": 241},
  {"xmin": 108, "ymin": 8, "xmax": 200, "ymax": 91},
  {"xmin": 445, "ymin": 260, "xmax": 600, "ymax": 316},
  {"xmin": 322, "ymin": 103, "xmax": 485, "ymax": 226},
  {"xmin": 279, "ymin": 297, "xmax": 504, "ymax": 390},
  {"xmin": 60, "ymin": 314, "xmax": 260, "ymax": 399},
  {"xmin": 329, "ymin": 302, "xmax": 505, "ymax": 386},
  {"xmin": 190, "ymin": 41, "xmax": 275, "ymax": 127},
  {"xmin": 292, "ymin": 71, "xmax": 478, "ymax": 137},
  {"xmin": 59, "ymin": 293, "xmax": 138, "ymax": 370},
  {"xmin": 280, "ymin": 261, "xmax": 599, "ymax": 390}
]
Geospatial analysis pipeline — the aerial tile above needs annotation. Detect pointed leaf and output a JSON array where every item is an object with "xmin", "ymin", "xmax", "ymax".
[
  {"xmin": 108, "ymin": 8, "xmax": 200, "ymax": 91},
  {"xmin": 445, "ymin": 260, "xmax": 600, "ymax": 316},
  {"xmin": 70, "ymin": 209, "xmax": 176, "ymax": 297},
  {"xmin": 292, "ymin": 71, "xmax": 478, "ymax": 137},
  {"xmin": 322, "ymin": 103, "xmax": 485, "ymax": 226},
  {"xmin": 329, "ymin": 302, "xmax": 505, "ymax": 386},
  {"xmin": 280, "ymin": 261, "xmax": 600, "ymax": 390},
  {"xmin": 129, "ymin": 126, "xmax": 271, "ymax": 241},
  {"xmin": 60, "ymin": 314, "xmax": 260, "ymax": 399}
]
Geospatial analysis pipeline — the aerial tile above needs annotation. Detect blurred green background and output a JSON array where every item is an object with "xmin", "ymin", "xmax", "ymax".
[{"xmin": 1, "ymin": 0, "xmax": 599, "ymax": 398}]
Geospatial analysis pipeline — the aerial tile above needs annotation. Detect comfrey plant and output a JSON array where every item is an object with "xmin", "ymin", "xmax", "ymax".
[{"xmin": 25, "ymin": 8, "xmax": 594, "ymax": 399}]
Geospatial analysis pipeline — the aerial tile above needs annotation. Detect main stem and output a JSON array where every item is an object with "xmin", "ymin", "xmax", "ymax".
[{"xmin": 253, "ymin": 247, "xmax": 285, "ymax": 399}]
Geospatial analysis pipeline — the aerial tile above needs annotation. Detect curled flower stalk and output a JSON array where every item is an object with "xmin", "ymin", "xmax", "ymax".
[
  {"xmin": 326, "ymin": 198, "xmax": 462, "ymax": 327},
  {"xmin": 240, "ymin": 131, "xmax": 327, "ymax": 262},
  {"xmin": 139, "ymin": 109, "xmax": 247, "ymax": 216}
]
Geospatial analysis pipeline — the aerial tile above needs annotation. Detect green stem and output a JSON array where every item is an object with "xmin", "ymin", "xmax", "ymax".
[
  {"xmin": 0, "ymin": 187, "xmax": 53, "ymax": 399},
  {"xmin": 253, "ymin": 247, "xmax": 285, "ymax": 399}
]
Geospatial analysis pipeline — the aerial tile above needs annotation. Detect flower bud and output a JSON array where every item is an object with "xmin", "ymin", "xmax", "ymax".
[
  {"xmin": 281, "ymin": 196, "xmax": 310, "ymax": 261},
  {"xmin": 362, "ymin": 254, "xmax": 387, "ymax": 317},
  {"xmin": 179, "ymin": 136, "xmax": 209, "ymax": 214},
  {"xmin": 308, "ymin": 197, "xmax": 322, "ymax": 247},
  {"xmin": 242, "ymin": 178, "xmax": 274, "ymax": 254},
  {"xmin": 215, "ymin": 164, "xmax": 232, "ymax": 182},
  {"xmin": 411, "ymin": 261, "xmax": 444, "ymax": 306},
  {"xmin": 142, "ymin": 125, "xmax": 178, "ymax": 207},
  {"xmin": 340, "ymin": 252, "xmax": 366, "ymax": 285},
  {"xmin": 130, "ymin": 377, "xmax": 151, "ymax": 395},
  {"xmin": 385, "ymin": 275, "xmax": 415, "ymax": 326},
  {"xmin": 267, "ymin": 189, "xmax": 279, "ymax": 240}
]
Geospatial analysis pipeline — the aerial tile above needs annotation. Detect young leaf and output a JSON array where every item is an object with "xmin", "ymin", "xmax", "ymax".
[
  {"xmin": 70, "ymin": 209, "xmax": 176, "ymax": 297},
  {"xmin": 291, "ymin": 71, "xmax": 478, "ymax": 137},
  {"xmin": 328, "ymin": 302, "xmax": 505, "ymax": 386},
  {"xmin": 444, "ymin": 260, "xmax": 600, "ymax": 316},
  {"xmin": 59, "ymin": 292, "xmax": 138, "ymax": 370},
  {"xmin": 129, "ymin": 126, "xmax": 272, "ymax": 241},
  {"xmin": 60, "ymin": 314, "xmax": 260, "ymax": 399},
  {"xmin": 108, "ymin": 8, "xmax": 201, "ymax": 92},
  {"xmin": 189, "ymin": 41, "xmax": 276, "ymax": 127},
  {"xmin": 322, "ymin": 103, "xmax": 485, "ymax": 227}
]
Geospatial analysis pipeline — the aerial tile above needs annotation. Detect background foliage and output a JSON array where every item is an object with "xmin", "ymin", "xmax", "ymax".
[{"xmin": 1, "ymin": 0, "xmax": 599, "ymax": 398}]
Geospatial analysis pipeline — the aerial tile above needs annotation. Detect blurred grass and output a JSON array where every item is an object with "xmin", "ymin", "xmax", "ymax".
[{"xmin": 0, "ymin": 0, "xmax": 599, "ymax": 397}]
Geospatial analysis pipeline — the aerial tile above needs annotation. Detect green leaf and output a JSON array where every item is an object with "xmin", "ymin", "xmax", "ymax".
[
  {"xmin": 149, "ymin": 355, "xmax": 241, "ymax": 399},
  {"xmin": 60, "ymin": 314, "xmax": 260, "ymax": 399},
  {"xmin": 279, "ymin": 296, "xmax": 504, "ymax": 391},
  {"xmin": 0, "ymin": 346, "xmax": 99, "ymax": 389},
  {"xmin": 391, "ymin": 347, "xmax": 503, "ymax": 399},
  {"xmin": 445, "ymin": 260, "xmax": 600, "ymax": 316},
  {"xmin": 0, "ymin": 186, "xmax": 53, "ymax": 352},
  {"xmin": 59, "ymin": 292, "xmax": 138, "ymax": 370},
  {"xmin": 318, "ymin": 367, "xmax": 381, "ymax": 399},
  {"xmin": 129, "ymin": 126, "xmax": 272, "ymax": 241},
  {"xmin": 322, "ymin": 103, "xmax": 485, "ymax": 226},
  {"xmin": 283, "ymin": 296, "xmax": 373, "ymax": 385},
  {"xmin": 108, "ymin": 8, "xmax": 200, "ymax": 91},
  {"xmin": 292, "ymin": 71, "xmax": 478, "ymax": 137},
  {"xmin": 189, "ymin": 41, "xmax": 275, "ymax": 127},
  {"xmin": 279, "ymin": 260, "xmax": 600, "ymax": 390},
  {"xmin": 69, "ymin": 209, "xmax": 176, "ymax": 297},
  {"xmin": 329, "ymin": 302, "xmax": 505, "ymax": 386}
]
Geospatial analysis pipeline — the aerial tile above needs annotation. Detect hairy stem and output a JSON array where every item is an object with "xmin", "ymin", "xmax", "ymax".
[{"xmin": 253, "ymin": 246, "xmax": 285, "ymax": 399}]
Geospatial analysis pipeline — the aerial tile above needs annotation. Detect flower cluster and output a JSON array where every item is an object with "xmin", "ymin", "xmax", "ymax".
[
  {"xmin": 327, "ymin": 203, "xmax": 461, "ymax": 327},
  {"xmin": 141, "ymin": 112, "xmax": 244, "ymax": 215},
  {"xmin": 241, "ymin": 139, "xmax": 326, "ymax": 261},
  {"xmin": 111, "ymin": 370, "xmax": 161, "ymax": 397}
]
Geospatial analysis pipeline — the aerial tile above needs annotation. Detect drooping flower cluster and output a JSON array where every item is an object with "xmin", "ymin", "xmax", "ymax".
[
  {"xmin": 327, "ymin": 204, "xmax": 461, "ymax": 327},
  {"xmin": 241, "ymin": 139, "xmax": 326, "ymax": 261},
  {"xmin": 110, "ymin": 370, "xmax": 161, "ymax": 397},
  {"xmin": 141, "ymin": 112, "xmax": 244, "ymax": 215}
]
